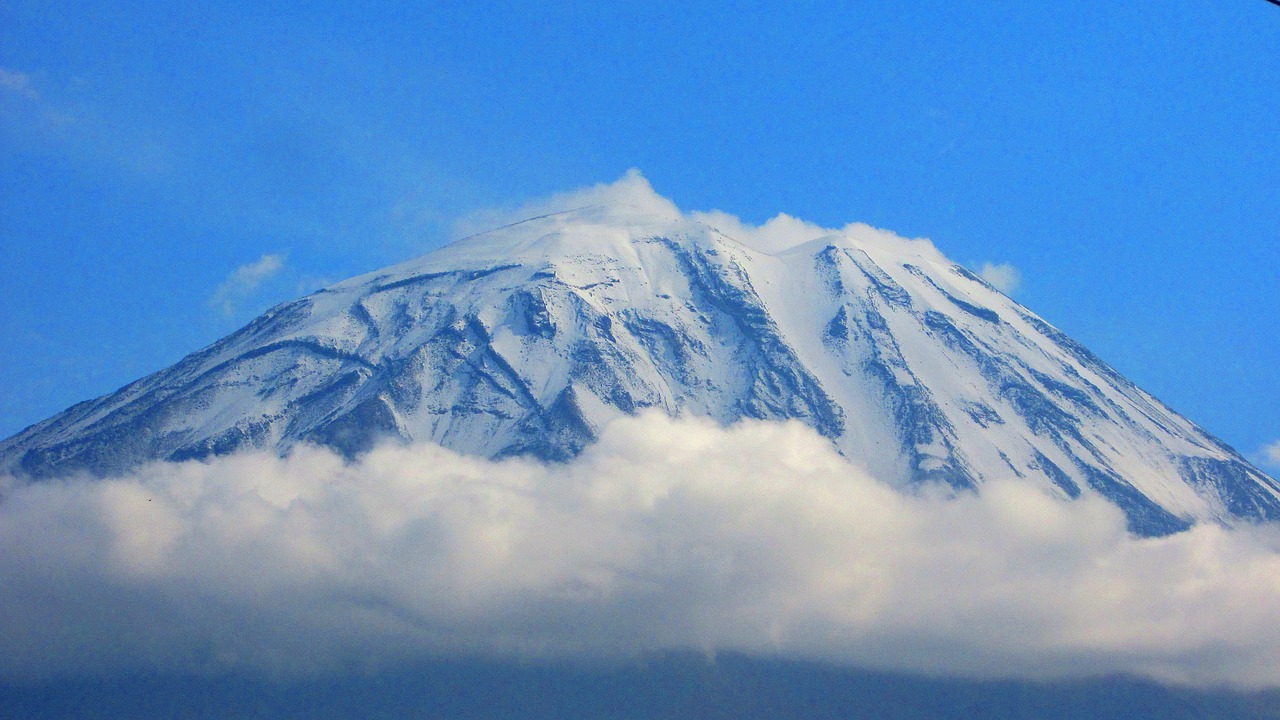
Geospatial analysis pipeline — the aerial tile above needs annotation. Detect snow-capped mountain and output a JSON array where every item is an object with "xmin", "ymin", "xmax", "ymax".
[{"xmin": 3, "ymin": 204, "xmax": 1277, "ymax": 535}]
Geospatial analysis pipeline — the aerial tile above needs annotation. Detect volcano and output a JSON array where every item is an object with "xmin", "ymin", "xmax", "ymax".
[{"xmin": 3, "ymin": 203, "xmax": 1276, "ymax": 536}]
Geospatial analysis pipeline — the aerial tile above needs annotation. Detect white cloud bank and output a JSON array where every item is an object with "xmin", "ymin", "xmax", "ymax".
[{"xmin": 3, "ymin": 413, "xmax": 1280, "ymax": 688}]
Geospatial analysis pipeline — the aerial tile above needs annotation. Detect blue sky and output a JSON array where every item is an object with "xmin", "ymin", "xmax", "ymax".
[{"xmin": 1, "ymin": 1, "xmax": 1277, "ymax": 465}]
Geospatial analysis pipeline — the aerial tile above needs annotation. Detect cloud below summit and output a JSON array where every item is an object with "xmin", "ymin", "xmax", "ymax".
[{"xmin": 3, "ymin": 414, "xmax": 1280, "ymax": 688}]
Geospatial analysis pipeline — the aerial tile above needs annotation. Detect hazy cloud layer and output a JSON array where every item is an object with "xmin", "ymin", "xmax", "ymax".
[
  {"xmin": 208, "ymin": 253, "xmax": 287, "ymax": 316},
  {"xmin": 452, "ymin": 170, "xmax": 945, "ymax": 261},
  {"xmin": 978, "ymin": 261, "xmax": 1021, "ymax": 294},
  {"xmin": 3, "ymin": 414, "xmax": 1280, "ymax": 688}
]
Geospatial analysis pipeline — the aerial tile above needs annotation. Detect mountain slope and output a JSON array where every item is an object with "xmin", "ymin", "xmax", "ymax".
[{"xmin": 3, "ymin": 204, "xmax": 1277, "ymax": 535}]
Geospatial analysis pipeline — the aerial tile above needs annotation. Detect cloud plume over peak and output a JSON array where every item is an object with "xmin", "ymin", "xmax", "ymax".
[
  {"xmin": 1263, "ymin": 440, "xmax": 1280, "ymax": 469},
  {"xmin": 3, "ymin": 413, "xmax": 1280, "ymax": 688},
  {"xmin": 978, "ymin": 261, "xmax": 1021, "ymax": 294},
  {"xmin": 451, "ymin": 170, "xmax": 945, "ymax": 261},
  {"xmin": 207, "ymin": 253, "xmax": 287, "ymax": 316}
]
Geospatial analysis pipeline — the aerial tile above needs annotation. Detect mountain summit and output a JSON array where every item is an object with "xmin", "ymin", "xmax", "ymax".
[{"xmin": 3, "ymin": 202, "xmax": 1277, "ymax": 535}]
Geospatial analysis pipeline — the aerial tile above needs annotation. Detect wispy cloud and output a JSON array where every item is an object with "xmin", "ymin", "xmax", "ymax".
[
  {"xmin": 0, "ymin": 66, "xmax": 72, "ymax": 127},
  {"xmin": 1261, "ymin": 441, "xmax": 1280, "ymax": 470},
  {"xmin": 978, "ymin": 261, "xmax": 1021, "ymax": 294},
  {"xmin": 0, "ymin": 67, "xmax": 39, "ymax": 100},
  {"xmin": 3, "ymin": 413, "xmax": 1280, "ymax": 687},
  {"xmin": 207, "ymin": 253, "xmax": 286, "ymax": 316}
]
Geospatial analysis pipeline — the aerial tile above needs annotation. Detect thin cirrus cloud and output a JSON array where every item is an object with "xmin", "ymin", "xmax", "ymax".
[
  {"xmin": 207, "ymin": 253, "xmax": 287, "ymax": 316},
  {"xmin": 2, "ymin": 413, "xmax": 1280, "ymax": 688}
]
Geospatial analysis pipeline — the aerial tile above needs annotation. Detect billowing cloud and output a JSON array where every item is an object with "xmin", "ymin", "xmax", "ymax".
[
  {"xmin": 978, "ymin": 261, "xmax": 1021, "ymax": 294},
  {"xmin": 451, "ymin": 170, "xmax": 945, "ymax": 261},
  {"xmin": 208, "ymin": 253, "xmax": 287, "ymax": 316},
  {"xmin": 2, "ymin": 413, "xmax": 1280, "ymax": 688}
]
